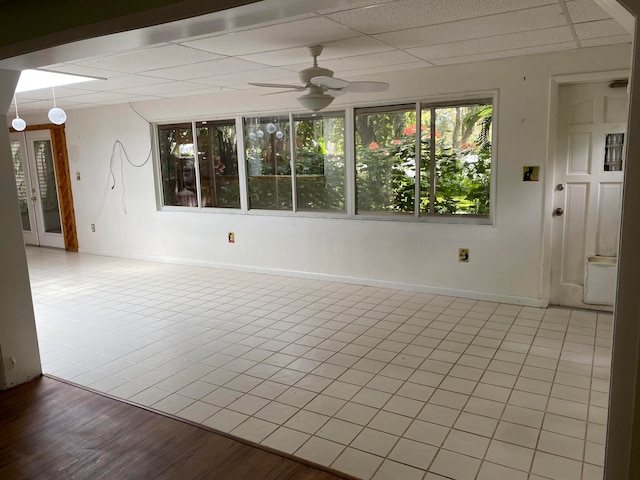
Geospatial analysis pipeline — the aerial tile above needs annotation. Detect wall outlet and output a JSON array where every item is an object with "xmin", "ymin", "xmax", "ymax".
[
  {"xmin": 76, "ymin": 172, "xmax": 81, "ymax": 181},
  {"xmin": 459, "ymin": 248, "xmax": 469, "ymax": 262},
  {"xmin": 228, "ymin": 232, "xmax": 235, "ymax": 243},
  {"xmin": 91, "ymin": 224, "xmax": 95, "ymax": 232}
]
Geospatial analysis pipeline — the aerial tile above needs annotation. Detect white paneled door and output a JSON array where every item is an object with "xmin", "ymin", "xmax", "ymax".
[
  {"xmin": 550, "ymin": 81, "xmax": 628, "ymax": 308},
  {"xmin": 10, "ymin": 130, "xmax": 65, "ymax": 249}
]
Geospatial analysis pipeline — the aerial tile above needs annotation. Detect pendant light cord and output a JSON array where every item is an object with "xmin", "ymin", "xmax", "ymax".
[{"xmin": 13, "ymin": 95, "xmax": 19, "ymax": 117}]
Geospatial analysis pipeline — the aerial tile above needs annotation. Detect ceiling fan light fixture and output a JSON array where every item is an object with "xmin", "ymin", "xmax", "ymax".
[{"xmin": 297, "ymin": 92, "xmax": 334, "ymax": 112}]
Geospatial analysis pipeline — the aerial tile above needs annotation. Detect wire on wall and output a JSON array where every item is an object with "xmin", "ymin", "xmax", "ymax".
[{"xmin": 92, "ymin": 104, "xmax": 153, "ymax": 224}]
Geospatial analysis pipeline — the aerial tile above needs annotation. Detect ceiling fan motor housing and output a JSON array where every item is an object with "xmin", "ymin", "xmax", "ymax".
[{"xmin": 299, "ymin": 66, "xmax": 333, "ymax": 85}]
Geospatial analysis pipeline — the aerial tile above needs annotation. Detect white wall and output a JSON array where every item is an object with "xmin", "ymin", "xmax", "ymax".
[
  {"xmin": 0, "ymin": 69, "xmax": 41, "ymax": 390},
  {"xmin": 44, "ymin": 43, "xmax": 631, "ymax": 306}
]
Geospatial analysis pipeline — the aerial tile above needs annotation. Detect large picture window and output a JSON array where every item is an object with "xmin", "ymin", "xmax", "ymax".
[
  {"xmin": 158, "ymin": 120, "xmax": 240, "ymax": 209},
  {"xmin": 294, "ymin": 113, "xmax": 345, "ymax": 212},
  {"xmin": 245, "ymin": 116, "xmax": 292, "ymax": 210},
  {"xmin": 355, "ymin": 100, "xmax": 492, "ymax": 217},
  {"xmin": 158, "ymin": 123, "xmax": 197, "ymax": 207},
  {"xmin": 355, "ymin": 105, "xmax": 419, "ymax": 215},
  {"xmin": 156, "ymin": 97, "xmax": 493, "ymax": 220},
  {"xmin": 197, "ymin": 121, "xmax": 240, "ymax": 208}
]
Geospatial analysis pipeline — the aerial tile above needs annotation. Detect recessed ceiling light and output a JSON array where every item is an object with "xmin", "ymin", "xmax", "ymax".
[{"xmin": 15, "ymin": 69, "xmax": 101, "ymax": 93}]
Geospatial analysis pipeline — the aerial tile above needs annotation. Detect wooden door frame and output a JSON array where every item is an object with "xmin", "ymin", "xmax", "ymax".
[{"xmin": 9, "ymin": 123, "xmax": 78, "ymax": 252}]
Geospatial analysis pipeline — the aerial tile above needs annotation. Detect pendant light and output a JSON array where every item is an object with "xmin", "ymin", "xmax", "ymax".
[
  {"xmin": 48, "ymin": 87, "xmax": 67, "ymax": 125},
  {"xmin": 11, "ymin": 95, "xmax": 26, "ymax": 131}
]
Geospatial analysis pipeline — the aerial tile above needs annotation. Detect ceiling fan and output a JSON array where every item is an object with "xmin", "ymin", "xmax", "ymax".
[{"xmin": 249, "ymin": 45, "xmax": 389, "ymax": 112}]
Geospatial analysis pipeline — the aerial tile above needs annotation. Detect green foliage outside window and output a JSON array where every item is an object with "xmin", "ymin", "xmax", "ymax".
[{"xmin": 356, "ymin": 103, "xmax": 492, "ymax": 216}]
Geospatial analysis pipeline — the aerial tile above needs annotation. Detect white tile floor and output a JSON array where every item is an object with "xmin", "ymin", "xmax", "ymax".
[{"xmin": 27, "ymin": 247, "xmax": 612, "ymax": 480}]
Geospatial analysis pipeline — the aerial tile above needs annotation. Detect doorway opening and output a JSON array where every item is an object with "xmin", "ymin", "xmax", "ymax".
[{"xmin": 10, "ymin": 124, "xmax": 78, "ymax": 251}]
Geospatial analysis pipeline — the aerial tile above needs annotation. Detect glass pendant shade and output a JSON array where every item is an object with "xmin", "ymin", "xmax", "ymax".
[
  {"xmin": 12, "ymin": 117, "xmax": 26, "ymax": 131},
  {"xmin": 48, "ymin": 107, "xmax": 67, "ymax": 125}
]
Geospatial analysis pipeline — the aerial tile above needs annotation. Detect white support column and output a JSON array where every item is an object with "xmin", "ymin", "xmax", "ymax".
[
  {"xmin": 0, "ymin": 68, "xmax": 42, "ymax": 390},
  {"xmin": 606, "ymin": 1, "xmax": 640, "ymax": 478}
]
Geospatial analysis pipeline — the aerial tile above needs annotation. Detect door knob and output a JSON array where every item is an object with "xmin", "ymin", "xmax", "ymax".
[
  {"xmin": 31, "ymin": 196, "xmax": 37, "ymax": 201},
  {"xmin": 553, "ymin": 207, "xmax": 564, "ymax": 217},
  {"xmin": 556, "ymin": 183, "xmax": 565, "ymax": 191}
]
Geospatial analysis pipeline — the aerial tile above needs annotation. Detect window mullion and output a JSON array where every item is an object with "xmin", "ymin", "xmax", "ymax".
[
  {"xmin": 415, "ymin": 102, "xmax": 421, "ymax": 217},
  {"xmin": 290, "ymin": 112, "xmax": 297, "ymax": 213},
  {"xmin": 429, "ymin": 107, "xmax": 436, "ymax": 215},
  {"xmin": 236, "ymin": 116, "xmax": 249, "ymax": 212},
  {"xmin": 192, "ymin": 121, "xmax": 203, "ymax": 209},
  {"xmin": 345, "ymin": 107, "xmax": 356, "ymax": 217}
]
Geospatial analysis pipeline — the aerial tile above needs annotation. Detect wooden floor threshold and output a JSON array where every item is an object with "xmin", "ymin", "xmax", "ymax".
[{"xmin": 0, "ymin": 375, "xmax": 354, "ymax": 480}]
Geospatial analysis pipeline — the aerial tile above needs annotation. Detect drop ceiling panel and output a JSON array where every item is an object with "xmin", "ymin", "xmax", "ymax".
[
  {"xmin": 374, "ymin": 4, "xmax": 567, "ymax": 49},
  {"xmin": 61, "ymin": 91, "xmax": 156, "ymax": 104},
  {"xmin": 117, "ymin": 81, "xmax": 223, "ymax": 97},
  {"xmin": 16, "ymin": 86, "xmax": 102, "ymax": 101},
  {"xmin": 327, "ymin": 0, "xmax": 559, "ymax": 35},
  {"xmin": 565, "ymin": 0, "xmax": 610, "ymax": 23},
  {"xmin": 580, "ymin": 34, "xmax": 633, "ymax": 47},
  {"xmin": 73, "ymin": 44, "xmax": 226, "ymax": 73},
  {"xmin": 317, "ymin": 0, "xmax": 396, "ymax": 14},
  {"xmin": 194, "ymin": 67, "xmax": 297, "ymax": 88},
  {"xmin": 145, "ymin": 57, "xmax": 266, "ymax": 81},
  {"xmin": 326, "ymin": 61, "xmax": 430, "ymax": 80},
  {"xmin": 18, "ymin": 0, "xmax": 632, "ymax": 114},
  {"xmin": 69, "ymin": 74, "xmax": 172, "ymax": 92},
  {"xmin": 11, "ymin": 100, "xmax": 93, "ymax": 112},
  {"xmin": 430, "ymin": 41, "xmax": 576, "ymax": 66},
  {"xmin": 574, "ymin": 19, "xmax": 628, "ymax": 39},
  {"xmin": 239, "ymin": 36, "xmax": 395, "ymax": 67},
  {"xmin": 407, "ymin": 26, "xmax": 575, "ymax": 61},
  {"xmin": 181, "ymin": 17, "xmax": 360, "ymax": 56},
  {"xmin": 284, "ymin": 50, "xmax": 426, "ymax": 75}
]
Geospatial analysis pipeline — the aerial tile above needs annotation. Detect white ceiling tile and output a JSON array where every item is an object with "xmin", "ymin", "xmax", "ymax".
[
  {"xmin": 144, "ymin": 57, "xmax": 266, "ymax": 80},
  {"xmin": 565, "ymin": 0, "xmax": 610, "ymax": 23},
  {"xmin": 284, "ymin": 50, "xmax": 423, "ymax": 75},
  {"xmin": 574, "ymin": 19, "xmax": 628, "ymax": 40},
  {"xmin": 12, "ymin": 100, "xmax": 91, "ymax": 112},
  {"xmin": 60, "ymin": 91, "xmax": 151, "ymax": 104},
  {"xmin": 327, "ymin": 61, "xmax": 431, "ymax": 79},
  {"xmin": 239, "ymin": 36, "xmax": 395, "ymax": 67},
  {"xmin": 41, "ymin": 63, "xmax": 122, "ymax": 79},
  {"xmin": 117, "ymin": 81, "xmax": 223, "ymax": 96},
  {"xmin": 406, "ymin": 26, "xmax": 575, "ymax": 61},
  {"xmin": 580, "ymin": 34, "xmax": 633, "ymax": 47},
  {"xmin": 429, "ymin": 42, "xmax": 576, "ymax": 66},
  {"xmin": 72, "ymin": 44, "xmax": 225, "ymax": 73},
  {"xmin": 327, "ymin": 0, "xmax": 558, "ymax": 34},
  {"xmin": 194, "ymin": 67, "xmax": 297, "ymax": 88},
  {"xmin": 16, "ymin": 86, "xmax": 100, "ymax": 101},
  {"xmin": 68, "ymin": 74, "xmax": 172, "ymax": 92},
  {"xmin": 374, "ymin": 4, "xmax": 567, "ymax": 49},
  {"xmin": 318, "ymin": 0, "xmax": 396, "ymax": 14},
  {"xmin": 180, "ymin": 17, "xmax": 360, "ymax": 56}
]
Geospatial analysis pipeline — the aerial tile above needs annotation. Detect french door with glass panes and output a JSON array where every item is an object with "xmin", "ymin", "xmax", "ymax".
[{"xmin": 11, "ymin": 130, "xmax": 65, "ymax": 248}]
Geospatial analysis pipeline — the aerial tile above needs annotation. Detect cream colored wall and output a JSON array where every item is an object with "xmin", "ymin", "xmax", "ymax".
[{"xmin": 28, "ymin": 43, "xmax": 631, "ymax": 306}]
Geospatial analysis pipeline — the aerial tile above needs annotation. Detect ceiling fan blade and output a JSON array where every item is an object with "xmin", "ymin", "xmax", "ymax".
[
  {"xmin": 249, "ymin": 82, "xmax": 305, "ymax": 90},
  {"xmin": 343, "ymin": 81, "xmax": 389, "ymax": 93},
  {"xmin": 310, "ymin": 76, "xmax": 349, "ymax": 89},
  {"xmin": 261, "ymin": 89, "xmax": 300, "ymax": 96},
  {"xmin": 327, "ymin": 89, "xmax": 346, "ymax": 97}
]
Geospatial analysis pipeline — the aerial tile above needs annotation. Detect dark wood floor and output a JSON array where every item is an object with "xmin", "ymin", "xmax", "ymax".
[{"xmin": 0, "ymin": 376, "xmax": 349, "ymax": 480}]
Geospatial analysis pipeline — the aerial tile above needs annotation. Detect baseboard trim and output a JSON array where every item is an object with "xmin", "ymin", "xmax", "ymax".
[{"xmin": 78, "ymin": 247, "xmax": 545, "ymax": 307}]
